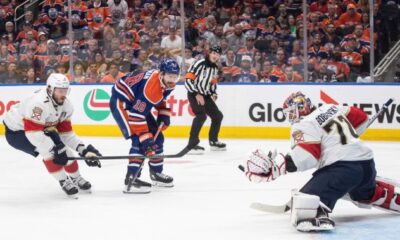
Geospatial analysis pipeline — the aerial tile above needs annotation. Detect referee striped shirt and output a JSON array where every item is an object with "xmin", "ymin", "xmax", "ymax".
[{"xmin": 185, "ymin": 58, "xmax": 219, "ymax": 96}]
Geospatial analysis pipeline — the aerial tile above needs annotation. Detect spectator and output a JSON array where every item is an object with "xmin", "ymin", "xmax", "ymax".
[
  {"xmin": 131, "ymin": 49, "xmax": 148, "ymax": 72},
  {"xmin": 232, "ymin": 55, "xmax": 258, "ymax": 82},
  {"xmin": 237, "ymin": 35, "xmax": 257, "ymax": 62},
  {"xmin": 161, "ymin": 27, "xmax": 182, "ymax": 50},
  {"xmin": 17, "ymin": 10, "xmax": 34, "ymax": 31},
  {"xmin": 311, "ymin": 58, "xmax": 337, "ymax": 82},
  {"xmin": 223, "ymin": 14, "xmax": 238, "ymax": 35},
  {"xmin": 280, "ymin": 65, "xmax": 303, "ymax": 82},
  {"xmin": 328, "ymin": 46, "xmax": 350, "ymax": 82},
  {"xmin": 341, "ymin": 38, "xmax": 363, "ymax": 81},
  {"xmin": 259, "ymin": 60, "xmax": 273, "ymax": 82},
  {"xmin": 100, "ymin": 61, "xmax": 124, "ymax": 83},
  {"xmin": 1, "ymin": 62, "xmax": 21, "ymax": 83},
  {"xmin": 16, "ymin": 22, "xmax": 38, "ymax": 43},
  {"xmin": 221, "ymin": 49, "xmax": 240, "ymax": 82},
  {"xmin": 107, "ymin": 0, "xmax": 128, "ymax": 29},
  {"xmin": 21, "ymin": 67, "xmax": 41, "ymax": 84},
  {"xmin": 66, "ymin": 62, "xmax": 86, "ymax": 83},
  {"xmin": 94, "ymin": 51, "xmax": 108, "ymax": 78},
  {"xmin": 85, "ymin": 62, "xmax": 101, "ymax": 83},
  {"xmin": 336, "ymin": 4, "xmax": 362, "ymax": 28},
  {"xmin": 226, "ymin": 24, "xmax": 246, "ymax": 52}
]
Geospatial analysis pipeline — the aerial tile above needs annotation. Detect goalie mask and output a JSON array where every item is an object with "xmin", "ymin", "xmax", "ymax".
[{"xmin": 283, "ymin": 92, "xmax": 313, "ymax": 124}]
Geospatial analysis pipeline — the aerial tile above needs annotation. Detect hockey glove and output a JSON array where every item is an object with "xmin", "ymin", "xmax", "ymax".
[
  {"xmin": 52, "ymin": 143, "xmax": 69, "ymax": 165},
  {"xmin": 77, "ymin": 144, "xmax": 102, "ymax": 168},
  {"xmin": 245, "ymin": 149, "xmax": 287, "ymax": 183},
  {"xmin": 157, "ymin": 109, "xmax": 171, "ymax": 131},
  {"xmin": 139, "ymin": 132, "xmax": 157, "ymax": 156}
]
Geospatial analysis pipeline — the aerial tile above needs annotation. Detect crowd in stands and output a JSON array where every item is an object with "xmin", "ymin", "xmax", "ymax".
[{"xmin": 0, "ymin": 0, "xmax": 399, "ymax": 84}]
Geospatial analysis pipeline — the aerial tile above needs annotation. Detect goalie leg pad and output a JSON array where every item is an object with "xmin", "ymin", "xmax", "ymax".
[
  {"xmin": 368, "ymin": 177, "xmax": 400, "ymax": 213},
  {"xmin": 291, "ymin": 192, "xmax": 335, "ymax": 232}
]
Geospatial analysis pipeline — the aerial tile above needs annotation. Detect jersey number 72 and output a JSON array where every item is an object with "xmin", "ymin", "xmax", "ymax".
[{"xmin": 323, "ymin": 115, "xmax": 359, "ymax": 145}]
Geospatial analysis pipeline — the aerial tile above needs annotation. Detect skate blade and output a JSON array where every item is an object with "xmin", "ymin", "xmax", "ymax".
[
  {"xmin": 187, "ymin": 151, "xmax": 205, "ymax": 155},
  {"xmin": 297, "ymin": 222, "xmax": 334, "ymax": 232},
  {"xmin": 123, "ymin": 186, "xmax": 151, "ymax": 194},
  {"xmin": 210, "ymin": 146, "xmax": 227, "ymax": 151},
  {"xmin": 152, "ymin": 181, "xmax": 174, "ymax": 188},
  {"xmin": 79, "ymin": 189, "xmax": 92, "ymax": 194},
  {"xmin": 66, "ymin": 193, "xmax": 79, "ymax": 199}
]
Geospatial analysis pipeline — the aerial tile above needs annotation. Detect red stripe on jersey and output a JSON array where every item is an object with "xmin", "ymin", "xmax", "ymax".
[
  {"xmin": 346, "ymin": 106, "xmax": 368, "ymax": 129},
  {"xmin": 116, "ymin": 80, "xmax": 134, "ymax": 101},
  {"xmin": 57, "ymin": 120, "xmax": 73, "ymax": 133},
  {"xmin": 24, "ymin": 118, "xmax": 45, "ymax": 131},
  {"xmin": 149, "ymin": 158, "xmax": 163, "ymax": 164},
  {"xmin": 43, "ymin": 159, "xmax": 63, "ymax": 173},
  {"xmin": 129, "ymin": 158, "xmax": 144, "ymax": 164},
  {"xmin": 64, "ymin": 161, "xmax": 79, "ymax": 173},
  {"xmin": 297, "ymin": 143, "xmax": 321, "ymax": 160}
]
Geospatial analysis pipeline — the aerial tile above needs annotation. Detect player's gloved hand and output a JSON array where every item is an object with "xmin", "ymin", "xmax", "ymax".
[
  {"xmin": 157, "ymin": 109, "xmax": 171, "ymax": 131},
  {"xmin": 52, "ymin": 143, "xmax": 69, "ymax": 165},
  {"xmin": 44, "ymin": 126, "xmax": 62, "ymax": 144},
  {"xmin": 139, "ymin": 132, "xmax": 157, "ymax": 156},
  {"xmin": 77, "ymin": 144, "xmax": 102, "ymax": 168},
  {"xmin": 244, "ymin": 149, "xmax": 287, "ymax": 183}
]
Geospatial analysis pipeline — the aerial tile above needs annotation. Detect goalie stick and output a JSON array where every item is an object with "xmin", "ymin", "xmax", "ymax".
[{"xmin": 239, "ymin": 98, "xmax": 394, "ymax": 214}]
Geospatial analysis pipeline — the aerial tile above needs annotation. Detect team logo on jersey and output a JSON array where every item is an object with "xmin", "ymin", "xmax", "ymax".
[
  {"xmin": 31, "ymin": 107, "xmax": 43, "ymax": 121},
  {"xmin": 83, "ymin": 89, "xmax": 110, "ymax": 121},
  {"xmin": 292, "ymin": 130, "xmax": 304, "ymax": 144}
]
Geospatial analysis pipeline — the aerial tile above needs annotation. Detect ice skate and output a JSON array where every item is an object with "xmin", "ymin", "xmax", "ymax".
[
  {"xmin": 296, "ymin": 207, "xmax": 335, "ymax": 232},
  {"xmin": 187, "ymin": 145, "xmax": 205, "ymax": 155},
  {"xmin": 150, "ymin": 170, "xmax": 174, "ymax": 187},
  {"xmin": 59, "ymin": 178, "xmax": 79, "ymax": 199},
  {"xmin": 209, "ymin": 141, "xmax": 226, "ymax": 151},
  {"xmin": 123, "ymin": 174, "xmax": 151, "ymax": 194},
  {"xmin": 71, "ymin": 176, "xmax": 92, "ymax": 193}
]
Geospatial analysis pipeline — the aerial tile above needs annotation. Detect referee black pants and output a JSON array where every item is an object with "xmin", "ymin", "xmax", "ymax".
[{"xmin": 187, "ymin": 92, "xmax": 223, "ymax": 147}]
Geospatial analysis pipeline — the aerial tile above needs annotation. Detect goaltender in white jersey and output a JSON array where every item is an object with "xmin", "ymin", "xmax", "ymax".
[
  {"xmin": 3, "ymin": 73, "xmax": 102, "ymax": 198},
  {"xmin": 244, "ymin": 92, "xmax": 400, "ymax": 232},
  {"xmin": 289, "ymin": 103, "xmax": 373, "ymax": 171}
]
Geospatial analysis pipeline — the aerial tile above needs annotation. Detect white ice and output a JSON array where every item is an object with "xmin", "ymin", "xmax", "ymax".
[{"xmin": 1, "ymin": 137, "xmax": 400, "ymax": 240}]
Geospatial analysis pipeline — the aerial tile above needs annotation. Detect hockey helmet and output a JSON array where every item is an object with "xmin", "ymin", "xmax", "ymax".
[
  {"xmin": 209, "ymin": 45, "xmax": 222, "ymax": 54},
  {"xmin": 282, "ymin": 91, "xmax": 313, "ymax": 124},
  {"xmin": 159, "ymin": 58, "xmax": 180, "ymax": 77},
  {"xmin": 46, "ymin": 73, "xmax": 70, "ymax": 96}
]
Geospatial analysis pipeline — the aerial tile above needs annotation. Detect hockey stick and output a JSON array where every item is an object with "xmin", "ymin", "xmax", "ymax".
[
  {"xmin": 67, "ymin": 123, "xmax": 191, "ymax": 160},
  {"xmin": 239, "ymin": 98, "xmax": 395, "ymax": 213}
]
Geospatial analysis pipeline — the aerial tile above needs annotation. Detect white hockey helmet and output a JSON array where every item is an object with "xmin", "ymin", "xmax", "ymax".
[{"xmin": 46, "ymin": 73, "xmax": 70, "ymax": 96}]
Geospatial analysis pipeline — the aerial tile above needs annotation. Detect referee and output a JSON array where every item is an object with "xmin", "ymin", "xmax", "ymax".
[{"xmin": 185, "ymin": 45, "xmax": 226, "ymax": 154}]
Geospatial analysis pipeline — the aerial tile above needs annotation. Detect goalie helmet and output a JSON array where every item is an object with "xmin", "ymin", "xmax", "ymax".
[
  {"xmin": 46, "ymin": 73, "xmax": 70, "ymax": 96},
  {"xmin": 283, "ymin": 92, "xmax": 313, "ymax": 124}
]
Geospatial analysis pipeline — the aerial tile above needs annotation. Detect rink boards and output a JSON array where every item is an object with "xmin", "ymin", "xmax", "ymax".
[{"xmin": 0, "ymin": 83, "xmax": 399, "ymax": 141}]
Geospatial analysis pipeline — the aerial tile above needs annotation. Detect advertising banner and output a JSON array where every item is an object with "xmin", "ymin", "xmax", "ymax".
[{"xmin": 0, "ymin": 84, "xmax": 399, "ymax": 139}]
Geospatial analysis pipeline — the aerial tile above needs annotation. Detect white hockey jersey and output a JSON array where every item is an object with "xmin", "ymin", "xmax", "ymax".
[
  {"xmin": 289, "ymin": 104, "xmax": 373, "ymax": 171},
  {"xmin": 3, "ymin": 89, "xmax": 83, "ymax": 160}
]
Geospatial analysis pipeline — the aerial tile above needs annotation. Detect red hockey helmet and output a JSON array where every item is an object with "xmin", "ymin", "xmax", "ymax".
[{"xmin": 283, "ymin": 92, "xmax": 313, "ymax": 124}]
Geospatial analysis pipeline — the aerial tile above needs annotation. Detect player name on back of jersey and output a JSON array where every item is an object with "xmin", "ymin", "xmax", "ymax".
[{"xmin": 315, "ymin": 105, "xmax": 339, "ymax": 125}]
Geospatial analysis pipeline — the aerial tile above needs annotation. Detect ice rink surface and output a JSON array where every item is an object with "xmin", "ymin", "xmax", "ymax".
[{"xmin": 1, "ymin": 136, "xmax": 400, "ymax": 240}]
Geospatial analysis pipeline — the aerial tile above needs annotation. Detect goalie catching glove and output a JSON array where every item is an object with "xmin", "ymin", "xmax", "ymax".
[
  {"xmin": 77, "ymin": 144, "xmax": 102, "ymax": 168},
  {"xmin": 244, "ymin": 149, "xmax": 287, "ymax": 182}
]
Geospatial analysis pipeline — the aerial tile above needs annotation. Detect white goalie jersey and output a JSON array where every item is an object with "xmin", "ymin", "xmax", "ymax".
[
  {"xmin": 3, "ymin": 89, "xmax": 83, "ymax": 160},
  {"xmin": 289, "ymin": 104, "xmax": 374, "ymax": 171}
]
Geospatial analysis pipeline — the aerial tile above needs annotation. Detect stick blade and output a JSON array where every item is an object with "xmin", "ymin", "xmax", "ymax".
[{"xmin": 250, "ymin": 202, "xmax": 291, "ymax": 214}]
